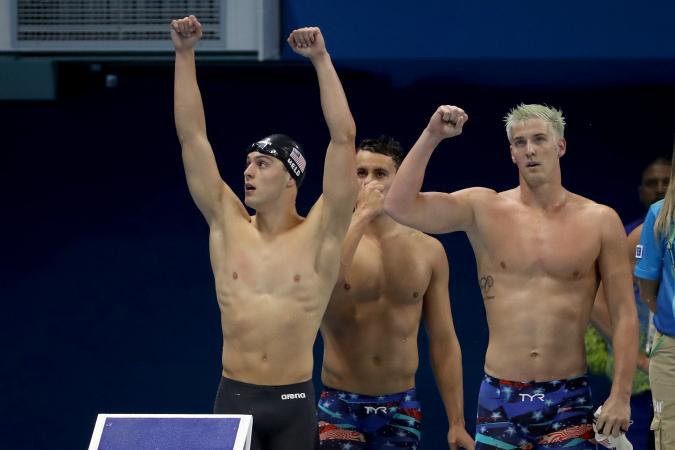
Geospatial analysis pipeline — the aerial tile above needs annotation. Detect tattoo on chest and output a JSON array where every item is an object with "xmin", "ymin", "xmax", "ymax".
[{"xmin": 479, "ymin": 275, "xmax": 495, "ymax": 300}]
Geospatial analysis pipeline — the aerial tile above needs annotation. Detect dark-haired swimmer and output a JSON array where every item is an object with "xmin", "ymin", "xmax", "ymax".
[
  {"xmin": 318, "ymin": 137, "xmax": 474, "ymax": 450},
  {"xmin": 171, "ymin": 16, "xmax": 358, "ymax": 450}
]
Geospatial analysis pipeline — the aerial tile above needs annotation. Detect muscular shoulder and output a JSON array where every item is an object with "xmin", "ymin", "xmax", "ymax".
[
  {"xmin": 306, "ymin": 195, "xmax": 350, "ymax": 233},
  {"xmin": 449, "ymin": 187, "xmax": 501, "ymax": 217},
  {"xmin": 402, "ymin": 227, "xmax": 448, "ymax": 266},
  {"xmin": 461, "ymin": 186, "xmax": 499, "ymax": 202},
  {"xmin": 567, "ymin": 194, "xmax": 623, "ymax": 233},
  {"xmin": 578, "ymin": 196, "xmax": 620, "ymax": 224}
]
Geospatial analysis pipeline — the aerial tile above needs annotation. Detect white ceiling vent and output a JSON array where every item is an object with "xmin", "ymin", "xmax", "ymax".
[
  {"xmin": 17, "ymin": 0, "xmax": 221, "ymax": 42},
  {"xmin": 2, "ymin": 0, "xmax": 279, "ymax": 59}
]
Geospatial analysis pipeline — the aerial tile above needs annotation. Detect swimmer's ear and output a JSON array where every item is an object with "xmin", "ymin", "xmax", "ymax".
[
  {"xmin": 286, "ymin": 176, "xmax": 296, "ymax": 189},
  {"xmin": 557, "ymin": 138, "xmax": 567, "ymax": 158},
  {"xmin": 509, "ymin": 144, "xmax": 517, "ymax": 164}
]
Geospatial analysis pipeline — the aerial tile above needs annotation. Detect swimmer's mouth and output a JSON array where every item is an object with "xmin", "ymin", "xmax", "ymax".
[
  {"xmin": 526, "ymin": 162, "xmax": 540, "ymax": 168},
  {"xmin": 245, "ymin": 183, "xmax": 256, "ymax": 192}
]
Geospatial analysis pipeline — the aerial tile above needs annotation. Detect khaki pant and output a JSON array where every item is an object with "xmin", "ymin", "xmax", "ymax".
[{"xmin": 650, "ymin": 331, "xmax": 675, "ymax": 450}]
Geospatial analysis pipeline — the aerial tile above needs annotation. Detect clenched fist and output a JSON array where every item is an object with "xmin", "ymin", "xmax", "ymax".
[
  {"xmin": 287, "ymin": 27, "xmax": 327, "ymax": 60},
  {"xmin": 170, "ymin": 15, "xmax": 202, "ymax": 51},
  {"xmin": 426, "ymin": 105, "xmax": 469, "ymax": 140}
]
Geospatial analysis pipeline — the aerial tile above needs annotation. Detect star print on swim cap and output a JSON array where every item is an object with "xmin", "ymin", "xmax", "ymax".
[{"xmin": 246, "ymin": 134, "xmax": 307, "ymax": 187}]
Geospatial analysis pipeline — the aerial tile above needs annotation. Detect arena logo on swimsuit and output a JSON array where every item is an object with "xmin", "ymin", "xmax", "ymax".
[{"xmin": 280, "ymin": 392, "xmax": 307, "ymax": 400}]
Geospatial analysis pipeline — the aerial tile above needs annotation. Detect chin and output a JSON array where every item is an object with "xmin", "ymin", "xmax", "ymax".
[{"xmin": 526, "ymin": 176, "xmax": 548, "ymax": 188}]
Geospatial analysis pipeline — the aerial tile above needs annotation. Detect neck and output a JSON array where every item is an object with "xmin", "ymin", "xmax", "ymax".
[
  {"xmin": 365, "ymin": 212, "xmax": 399, "ymax": 237},
  {"xmin": 517, "ymin": 164, "xmax": 567, "ymax": 208},
  {"xmin": 253, "ymin": 200, "xmax": 301, "ymax": 234},
  {"xmin": 518, "ymin": 175, "xmax": 566, "ymax": 210}
]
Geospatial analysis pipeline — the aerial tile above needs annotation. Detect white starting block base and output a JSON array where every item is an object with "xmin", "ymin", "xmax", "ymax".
[{"xmin": 88, "ymin": 414, "xmax": 252, "ymax": 450}]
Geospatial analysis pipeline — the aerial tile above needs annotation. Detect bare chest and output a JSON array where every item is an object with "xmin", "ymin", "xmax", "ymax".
[
  {"xmin": 210, "ymin": 226, "xmax": 327, "ymax": 297},
  {"xmin": 340, "ymin": 237, "xmax": 431, "ymax": 304},
  {"xmin": 473, "ymin": 205, "xmax": 601, "ymax": 278}
]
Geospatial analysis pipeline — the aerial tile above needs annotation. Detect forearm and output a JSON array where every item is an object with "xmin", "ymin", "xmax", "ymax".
[
  {"xmin": 340, "ymin": 212, "xmax": 371, "ymax": 278},
  {"xmin": 637, "ymin": 351, "xmax": 650, "ymax": 373},
  {"xmin": 386, "ymin": 129, "xmax": 441, "ymax": 215},
  {"xmin": 174, "ymin": 49, "xmax": 207, "ymax": 144},
  {"xmin": 590, "ymin": 317, "xmax": 613, "ymax": 342},
  {"xmin": 430, "ymin": 339, "xmax": 465, "ymax": 427},
  {"xmin": 608, "ymin": 313, "xmax": 638, "ymax": 399},
  {"xmin": 638, "ymin": 279, "xmax": 659, "ymax": 313},
  {"xmin": 641, "ymin": 298, "xmax": 658, "ymax": 313},
  {"xmin": 312, "ymin": 53, "xmax": 355, "ymax": 143},
  {"xmin": 590, "ymin": 286, "xmax": 613, "ymax": 341}
]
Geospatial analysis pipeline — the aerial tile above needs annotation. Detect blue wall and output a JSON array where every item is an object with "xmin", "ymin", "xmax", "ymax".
[
  {"xmin": 282, "ymin": 1, "xmax": 675, "ymax": 60},
  {"xmin": 2, "ymin": 2, "xmax": 675, "ymax": 448},
  {"xmin": 281, "ymin": 0, "xmax": 675, "ymax": 86}
]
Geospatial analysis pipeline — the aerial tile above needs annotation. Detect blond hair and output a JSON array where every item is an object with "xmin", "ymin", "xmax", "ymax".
[
  {"xmin": 654, "ymin": 138, "xmax": 675, "ymax": 239},
  {"xmin": 504, "ymin": 104, "xmax": 566, "ymax": 142}
]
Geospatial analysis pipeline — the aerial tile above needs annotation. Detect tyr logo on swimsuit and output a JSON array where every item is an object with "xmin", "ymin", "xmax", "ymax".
[
  {"xmin": 281, "ymin": 392, "xmax": 307, "ymax": 400},
  {"xmin": 519, "ymin": 393, "xmax": 545, "ymax": 402},
  {"xmin": 364, "ymin": 406, "xmax": 388, "ymax": 415}
]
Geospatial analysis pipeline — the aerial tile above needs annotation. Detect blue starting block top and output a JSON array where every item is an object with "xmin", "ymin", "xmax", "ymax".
[{"xmin": 89, "ymin": 414, "xmax": 252, "ymax": 450}]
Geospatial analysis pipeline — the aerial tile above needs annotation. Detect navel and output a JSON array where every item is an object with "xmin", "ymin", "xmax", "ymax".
[
  {"xmin": 294, "ymin": 274, "xmax": 301, "ymax": 282},
  {"xmin": 232, "ymin": 272, "xmax": 238, "ymax": 280},
  {"xmin": 344, "ymin": 283, "xmax": 351, "ymax": 291},
  {"xmin": 412, "ymin": 291, "xmax": 419, "ymax": 298},
  {"xmin": 500, "ymin": 261, "xmax": 507, "ymax": 269}
]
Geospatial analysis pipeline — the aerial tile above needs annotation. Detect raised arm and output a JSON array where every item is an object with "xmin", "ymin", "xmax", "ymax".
[
  {"xmin": 172, "ymin": 16, "xmax": 235, "ymax": 225},
  {"xmin": 384, "ymin": 106, "xmax": 474, "ymax": 234},
  {"xmin": 595, "ymin": 206, "xmax": 639, "ymax": 437},
  {"xmin": 423, "ymin": 241, "xmax": 474, "ymax": 450},
  {"xmin": 287, "ymin": 28, "xmax": 358, "ymax": 232},
  {"xmin": 337, "ymin": 183, "xmax": 383, "ymax": 281}
]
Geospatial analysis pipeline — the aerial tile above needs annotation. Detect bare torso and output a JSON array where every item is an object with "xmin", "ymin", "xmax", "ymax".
[
  {"xmin": 469, "ymin": 187, "xmax": 604, "ymax": 381},
  {"xmin": 211, "ymin": 200, "xmax": 341, "ymax": 385},
  {"xmin": 321, "ymin": 224, "xmax": 438, "ymax": 395}
]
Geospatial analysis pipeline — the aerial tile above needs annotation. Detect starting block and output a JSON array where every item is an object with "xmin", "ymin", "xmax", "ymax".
[{"xmin": 88, "ymin": 414, "xmax": 252, "ymax": 450}]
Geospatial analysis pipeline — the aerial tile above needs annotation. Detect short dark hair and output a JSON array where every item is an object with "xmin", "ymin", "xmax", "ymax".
[
  {"xmin": 357, "ymin": 135, "xmax": 404, "ymax": 168},
  {"xmin": 642, "ymin": 157, "xmax": 672, "ymax": 181}
]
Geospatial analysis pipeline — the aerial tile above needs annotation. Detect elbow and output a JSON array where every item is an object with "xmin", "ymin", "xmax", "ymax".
[
  {"xmin": 176, "ymin": 130, "xmax": 188, "ymax": 146},
  {"xmin": 175, "ymin": 127, "xmax": 190, "ymax": 146},
  {"xmin": 331, "ymin": 120, "xmax": 356, "ymax": 146},
  {"xmin": 177, "ymin": 131, "xmax": 207, "ymax": 149},
  {"xmin": 384, "ymin": 192, "xmax": 406, "ymax": 221},
  {"xmin": 383, "ymin": 196, "xmax": 396, "ymax": 218}
]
